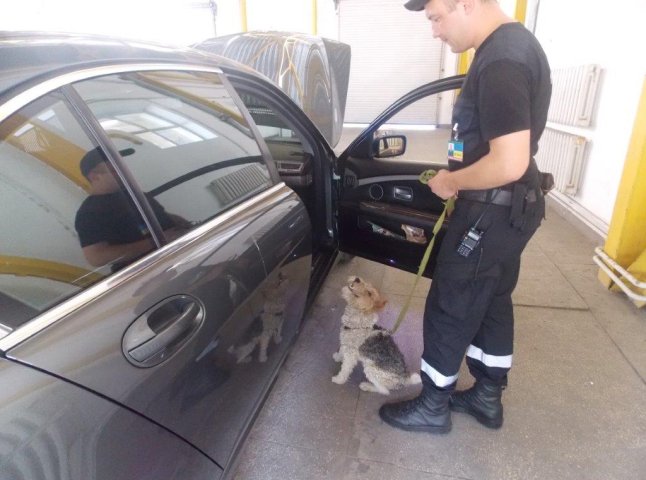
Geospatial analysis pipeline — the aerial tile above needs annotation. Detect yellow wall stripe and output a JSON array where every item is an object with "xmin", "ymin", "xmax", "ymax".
[{"xmin": 0, "ymin": 256, "xmax": 103, "ymax": 287}]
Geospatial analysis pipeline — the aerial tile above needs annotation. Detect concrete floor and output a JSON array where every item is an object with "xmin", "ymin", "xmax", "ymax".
[{"xmin": 231, "ymin": 203, "xmax": 646, "ymax": 480}]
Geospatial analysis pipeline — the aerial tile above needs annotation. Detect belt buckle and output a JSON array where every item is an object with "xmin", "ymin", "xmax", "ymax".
[{"xmin": 487, "ymin": 188, "xmax": 500, "ymax": 203}]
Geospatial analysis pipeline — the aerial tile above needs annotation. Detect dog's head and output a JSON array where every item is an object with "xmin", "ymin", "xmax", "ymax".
[
  {"xmin": 341, "ymin": 276, "xmax": 387, "ymax": 313},
  {"xmin": 263, "ymin": 271, "xmax": 289, "ymax": 298}
]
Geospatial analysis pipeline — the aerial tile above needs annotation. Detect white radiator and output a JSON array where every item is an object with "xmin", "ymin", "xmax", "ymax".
[
  {"xmin": 536, "ymin": 128, "xmax": 588, "ymax": 196},
  {"xmin": 548, "ymin": 64, "xmax": 601, "ymax": 127}
]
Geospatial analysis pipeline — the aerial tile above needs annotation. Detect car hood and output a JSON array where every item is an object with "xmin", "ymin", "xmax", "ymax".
[{"xmin": 195, "ymin": 31, "xmax": 351, "ymax": 148}]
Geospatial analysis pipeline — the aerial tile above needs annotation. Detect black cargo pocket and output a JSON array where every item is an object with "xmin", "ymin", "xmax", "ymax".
[{"xmin": 432, "ymin": 261, "xmax": 502, "ymax": 322}]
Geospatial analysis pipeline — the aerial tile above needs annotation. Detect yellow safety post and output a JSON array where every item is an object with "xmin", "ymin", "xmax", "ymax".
[
  {"xmin": 240, "ymin": 0, "xmax": 248, "ymax": 32},
  {"xmin": 598, "ymin": 76, "xmax": 646, "ymax": 307},
  {"xmin": 312, "ymin": 0, "xmax": 318, "ymax": 35},
  {"xmin": 627, "ymin": 249, "xmax": 646, "ymax": 307},
  {"xmin": 457, "ymin": 51, "xmax": 471, "ymax": 75},
  {"xmin": 514, "ymin": 0, "xmax": 527, "ymax": 24}
]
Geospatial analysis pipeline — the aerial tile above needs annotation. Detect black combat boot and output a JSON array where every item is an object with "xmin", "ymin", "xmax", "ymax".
[
  {"xmin": 449, "ymin": 378, "xmax": 504, "ymax": 429},
  {"xmin": 378, "ymin": 381, "xmax": 452, "ymax": 434}
]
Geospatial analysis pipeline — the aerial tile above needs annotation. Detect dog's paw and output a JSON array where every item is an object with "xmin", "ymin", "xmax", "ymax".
[
  {"xmin": 359, "ymin": 381, "xmax": 374, "ymax": 392},
  {"xmin": 331, "ymin": 375, "xmax": 346, "ymax": 384},
  {"xmin": 360, "ymin": 381, "xmax": 390, "ymax": 395},
  {"xmin": 236, "ymin": 356, "xmax": 252, "ymax": 364},
  {"xmin": 258, "ymin": 354, "xmax": 268, "ymax": 363},
  {"xmin": 332, "ymin": 352, "xmax": 342, "ymax": 362}
]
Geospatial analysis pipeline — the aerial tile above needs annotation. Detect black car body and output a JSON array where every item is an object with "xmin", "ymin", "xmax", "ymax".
[{"xmin": 0, "ymin": 32, "xmax": 463, "ymax": 479}]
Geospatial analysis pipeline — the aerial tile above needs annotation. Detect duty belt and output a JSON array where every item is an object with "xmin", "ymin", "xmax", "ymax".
[{"xmin": 458, "ymin": 188, "xmax": 513, "ymax": 206}]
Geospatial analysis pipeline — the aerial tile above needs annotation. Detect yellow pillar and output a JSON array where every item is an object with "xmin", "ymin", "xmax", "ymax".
[
  {"xmin": 457, "ymin": 51, "xmax": 471, "ymax": 75},
  {"xmin": 312, "ymin": 0, "xmax": 318, "ymax": 35},
  {"xmin": 599, "ymin": 76, "xmax": 646, "ymax": 299},
  {"xmin": 240, "ymin": 0, "xmax": 248, "ymax": 32},
  {"xmin": 514, "ymin": 0, "xmax": 527, "ymax": 23}
]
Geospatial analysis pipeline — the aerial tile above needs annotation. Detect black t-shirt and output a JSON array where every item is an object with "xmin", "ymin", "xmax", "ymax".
[
  {"xmin": 75, "ymin": 191, "xmax": 174, "ymax": 248},
  {"xmin": 451, "ymin": 22, "xmax": 551, "ymax": 186}
]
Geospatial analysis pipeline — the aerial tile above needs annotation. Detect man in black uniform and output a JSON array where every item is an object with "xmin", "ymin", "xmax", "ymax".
[
  {"xmin": 75, "ymin": 147, "xmax": 187, "ymax": 271},
  {"xmin": 379, "ymin": 0, "xmax": 551, "ymax": 433}
]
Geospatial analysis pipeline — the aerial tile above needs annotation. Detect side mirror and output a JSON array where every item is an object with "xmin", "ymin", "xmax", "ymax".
[{"xmin": 373, "ymin": 134, "xmax": 406, "ymax": 158}]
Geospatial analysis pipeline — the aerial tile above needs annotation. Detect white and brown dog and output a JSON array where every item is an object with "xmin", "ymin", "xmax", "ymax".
[
  {"xmin": 332, "ymin": 276, "xmax": 421, "ymax": 394},
  {"xmin": 228, "ymin": 272, "xmax": 288, "ymax": 363}
]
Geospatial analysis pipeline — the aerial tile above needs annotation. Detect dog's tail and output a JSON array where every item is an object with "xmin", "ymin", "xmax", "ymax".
[{"xmin": 406, "ymin": 373, "xmax": 422, "ymax": 385}]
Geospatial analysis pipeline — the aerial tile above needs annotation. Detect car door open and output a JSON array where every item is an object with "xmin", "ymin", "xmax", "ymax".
[{"xmin": 337, "ymin": 75, "xmax": 465, "ymax": 277}]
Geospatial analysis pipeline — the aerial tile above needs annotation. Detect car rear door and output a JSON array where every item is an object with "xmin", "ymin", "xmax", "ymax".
[
  {"xmin": 0, "ymin": 357, "xmax": 220, "ymax": 480},
  {"xmin": 337, "ymin": 76, "xmax": 465, "ymax": 276},
  {"xmin": 0, "ymin": 66, "xmax": 311, "ymax": 472}
]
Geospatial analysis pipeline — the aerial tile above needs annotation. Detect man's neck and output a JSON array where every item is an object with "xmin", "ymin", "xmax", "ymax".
[{"xmin": 472, "ymin": 5, "xmax": 515, "ymax": 50}]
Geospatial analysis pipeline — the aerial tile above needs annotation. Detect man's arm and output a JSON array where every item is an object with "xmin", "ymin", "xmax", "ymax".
[
  {"xmin": 82, "ymin": 238, "xmax": 155, "ymax": 267},
  {"xmin": 427, "ymin": 129, "xmax": 530, "ymax": 199}
]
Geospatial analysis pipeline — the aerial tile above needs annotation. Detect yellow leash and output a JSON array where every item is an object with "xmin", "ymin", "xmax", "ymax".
[{"xmin": 389, "ymin": 170, "xmax": 455, "ymax": 334}]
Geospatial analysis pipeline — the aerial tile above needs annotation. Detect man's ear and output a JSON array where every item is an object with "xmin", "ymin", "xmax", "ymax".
[{"xmin": 460, "ymin": 0, "xmax": 475, "ymax": 14}]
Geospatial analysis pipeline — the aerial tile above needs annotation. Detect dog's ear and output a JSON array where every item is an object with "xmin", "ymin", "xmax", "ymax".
[{"xmin": 375, "ymin": 298, "xmax": 387, "ymax": 310}]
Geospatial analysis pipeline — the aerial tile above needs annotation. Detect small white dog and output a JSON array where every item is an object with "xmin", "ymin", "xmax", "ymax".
[
  {"xmin": 332, "ymin": 276, "xmax": 421, "ymax": 394},
  {"xmin": 228, "ymin": 272, "xmax": 288, "ymax": 363}
]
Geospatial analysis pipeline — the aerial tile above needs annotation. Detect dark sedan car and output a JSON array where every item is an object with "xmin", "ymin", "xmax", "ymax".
[{"xmin": 0, "ymin": 32, "xmax": 463, "ymax": 479}]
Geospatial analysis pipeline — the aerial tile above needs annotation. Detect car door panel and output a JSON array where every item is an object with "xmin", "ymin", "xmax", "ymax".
[
  {"xmin": 340, "ymin": 158, "xmax": 448, "ymax": 276},
  {"xmin": 0, "ymin": 358, "xmax": 221, "ymax": 480},
  {"xmin": 6, "ymin": 186, "xmax": 309, "ymax": 469},
  {"xmin": 338, "ymin": 76, "xmax": 465, "ymax": 277}
]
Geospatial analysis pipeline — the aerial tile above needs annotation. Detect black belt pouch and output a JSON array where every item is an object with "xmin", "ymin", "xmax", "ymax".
[{"xmin": 509, "ymin": 183, "xmax": 528, "ymax": 229}]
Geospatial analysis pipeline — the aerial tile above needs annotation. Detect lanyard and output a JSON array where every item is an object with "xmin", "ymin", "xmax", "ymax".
[{"xmin": 390, "ymin": 170, "xmax": 455, "ymax": 334}]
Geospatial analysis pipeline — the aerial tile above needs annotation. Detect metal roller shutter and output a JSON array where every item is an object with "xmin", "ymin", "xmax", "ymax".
[{"xmin": 339, "ymin": 0, "xmax": 445, "ymax": 124}]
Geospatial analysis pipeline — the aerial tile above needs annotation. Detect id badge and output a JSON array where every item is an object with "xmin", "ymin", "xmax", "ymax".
[{"xmin": 448, "ymin": 140, "xmax": 464, "ymax": 162}]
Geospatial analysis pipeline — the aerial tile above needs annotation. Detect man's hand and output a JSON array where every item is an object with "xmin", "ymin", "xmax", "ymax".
[{"xmin": 427, "ymin": 169, "xmax": 459, "ymax": 200}]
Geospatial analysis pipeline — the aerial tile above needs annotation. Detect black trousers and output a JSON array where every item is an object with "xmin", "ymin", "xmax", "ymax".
[{"xmin": 421, "ymin": 192, "xmax": 545, "ymax": 389}]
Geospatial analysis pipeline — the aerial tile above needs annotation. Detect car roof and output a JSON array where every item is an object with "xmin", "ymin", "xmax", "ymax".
[{"xmin": 0, "ymin": 31, "xmax": 263, "ymax": 98}]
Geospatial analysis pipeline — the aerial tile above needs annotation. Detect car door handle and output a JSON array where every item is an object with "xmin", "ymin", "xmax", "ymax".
[
  {"xmin": 394, "ymin": 186, "xmax": 413, "ymax": 201},
  {"xmin": 123, "ymin": 295, "xmax": 204, "ymax": 367}
]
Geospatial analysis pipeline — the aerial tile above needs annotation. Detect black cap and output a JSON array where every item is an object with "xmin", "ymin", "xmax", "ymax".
[
  {"xmin": 79, "ymin": 147, "xmax": 135, "ymax": 179},
  {"xmin": 404, "ymin": 0, "xmax": 428, "ymax": 11},
  {"xmin": 79, "ymin": 147, "xmax": 107, "ymax": 179}
]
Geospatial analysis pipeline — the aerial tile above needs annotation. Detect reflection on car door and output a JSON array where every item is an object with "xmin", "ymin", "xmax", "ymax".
[
  {"xmin": 337, "ymin": 76, "xmax": 465, "ymax": 277},
  {"xmin": 0, "ymin": 358, "xmax": 220, "ymax": 480},
  {"xmin": 1, "ymin": 68, "xmax": 312, "ymax": 471}
]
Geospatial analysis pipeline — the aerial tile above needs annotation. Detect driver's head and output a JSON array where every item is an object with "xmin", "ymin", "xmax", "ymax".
[{"xmin": 80, "ymin": 148, "xmax": 120, "ymax": 194}]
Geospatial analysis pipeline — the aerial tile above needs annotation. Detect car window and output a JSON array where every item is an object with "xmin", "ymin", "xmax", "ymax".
[
  {"xmin": 0, "ymin": 92, "xmax": 154, "ymax": 332},
  {"xmin": 371, "ymin": 96, "xmax": 453, "ymax": 165},
  {"xmin": 238, "ymin": 91, "xmax": 301, "ymax": 143},
  {"xmin": 73, "ymin": 71, "xmax": 272, "ymax": 226},
  {"xmin": 233, "ymin": 89, "xmax": 317, "ymax": 190}
]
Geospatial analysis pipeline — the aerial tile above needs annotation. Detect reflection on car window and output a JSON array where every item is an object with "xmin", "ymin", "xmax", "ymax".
[
  {"xmin": 238, "ymin": 92, "xmax": 299, "ymax": 140},
  {"xmin": 0, "ymin": 93, "xmax": 153, "ymax": 332},
  {"xmin": 233, "ymin": 90, "xmax": 316, "ymax": 191},
  {"xmin": 73, "ymin": 71, "xmax": 272, "ymax": 226}
]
